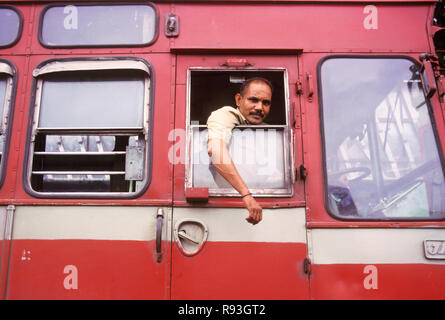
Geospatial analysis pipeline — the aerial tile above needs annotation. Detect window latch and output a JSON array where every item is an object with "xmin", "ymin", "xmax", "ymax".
[{"xmin": 299, "ymin": 164, "xmax": 308, "ymax": 181}]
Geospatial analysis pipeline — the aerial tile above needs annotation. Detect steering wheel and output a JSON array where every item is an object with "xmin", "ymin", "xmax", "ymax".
[{"xmin": 329, "ymin": 167, "xmax": 371, "ymax": 182}]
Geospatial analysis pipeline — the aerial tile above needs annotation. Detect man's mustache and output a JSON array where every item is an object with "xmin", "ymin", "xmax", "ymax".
[{"xmin": 249, "ymin": 111, "xmax": 264, "ymax": 118}]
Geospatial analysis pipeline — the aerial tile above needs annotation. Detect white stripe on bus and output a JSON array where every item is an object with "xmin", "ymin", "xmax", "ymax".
[
  {"xmin": 310, "ymin": 228, "xmax": 445, "ymax": 265},
  {"xmin": 12, "ymin": 206, "xmax": 168, "ymax": 241},
  {"xmin": 11, "ymin": 206, "xmax": 306, "ymax": 243},
  {"xmin": 173, "ymin": 207, "xmax": 306, "ymax": 243}
]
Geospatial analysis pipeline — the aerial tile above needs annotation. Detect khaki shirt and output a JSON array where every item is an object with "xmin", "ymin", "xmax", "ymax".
[{"xmin": 206, "ymin": 106, "xmax": 248, "ymax": 145}]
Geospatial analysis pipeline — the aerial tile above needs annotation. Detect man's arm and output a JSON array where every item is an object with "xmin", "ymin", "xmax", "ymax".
[{"xmin": 207, "ymin": 138, "xmax": 262, "ymax": 225}]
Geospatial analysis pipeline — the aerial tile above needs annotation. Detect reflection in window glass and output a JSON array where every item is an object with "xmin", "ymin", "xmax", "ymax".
[
  {"xmin": 33, "ymin": 135, "xmax": 141, "ymax": 193},
  {"xmin": 44, "ymin": 135, "xmax": 116, "ymax": 153},
  {"xmin": 39, "ymin": 73, "xmax": 144, "ymax": 129},
  {"xmin": 0, "ymin": 77, "xmax": 6, "ymax": 118},
  {"xmin": 42, "ymin": 135, "xmax": 116, "ymax": 188},
  {"xmin": 192, "ymin": 127, "xmax": 290, "ymax": 193},
  {"xmin": 0, "ymin": 76, "xmax": 7, "ymax": 153},
  {"xmin": 0, "ymin": 8, "xmax": 21, "ymax": 47},
  {"xmin": 41, "ymin": 5, "xmax": 157, "ymax": 46},
  {"xmin": 321, "ymin": 58, "xmax": 445, "ymax": 219}
]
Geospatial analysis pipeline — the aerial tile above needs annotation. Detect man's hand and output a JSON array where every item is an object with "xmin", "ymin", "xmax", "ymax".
[{"xmin": 242, "ymin": 195, "xmax": 263, "ymax": 225}]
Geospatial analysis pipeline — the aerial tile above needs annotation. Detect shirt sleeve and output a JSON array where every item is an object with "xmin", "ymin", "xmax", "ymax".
[{"xmin": 206, "ymin": 107, "xmax": 240, "ymax": 145}]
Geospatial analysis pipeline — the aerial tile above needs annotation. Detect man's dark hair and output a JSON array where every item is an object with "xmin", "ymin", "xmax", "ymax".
[{"xmin": 239, "ymin": 77, "xmax": 274, "ymax": 97}]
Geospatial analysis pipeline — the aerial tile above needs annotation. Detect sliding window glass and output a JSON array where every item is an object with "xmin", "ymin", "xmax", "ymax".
[{"xmin": 26, "ymin": 59, "xmax": 152, "ymax": 197}]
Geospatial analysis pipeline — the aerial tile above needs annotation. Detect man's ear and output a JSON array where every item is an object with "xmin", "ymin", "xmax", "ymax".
[{"xmin": 235, "ymin": 93, "xmax": 242, "ymax": 107}]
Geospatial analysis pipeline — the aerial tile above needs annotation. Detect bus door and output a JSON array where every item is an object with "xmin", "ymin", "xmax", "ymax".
[
  {"xmin": 171, "ymin": 54, "xmax": 309, "ymax": 299},
  {"xmin": 303, "ymin": 54, "xmax": 445, "ymax": 299}
]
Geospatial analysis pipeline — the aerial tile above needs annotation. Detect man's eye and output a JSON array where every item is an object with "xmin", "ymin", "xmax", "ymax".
[{"xmin": 248, "ymin": 98, "xmax": 259, "ymax": 103}]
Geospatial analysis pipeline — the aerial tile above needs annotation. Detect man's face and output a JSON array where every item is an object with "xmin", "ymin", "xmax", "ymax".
[{"xmin": 235, "ymin": 81, "xmax": 272, "ymax": 124}]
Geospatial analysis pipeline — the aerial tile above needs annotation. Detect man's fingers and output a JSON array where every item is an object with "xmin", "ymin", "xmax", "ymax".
[
  {"xmin": 245, "ymin": 211, "xmax": 257, "ymax": 224},
  {"xmin": 246, "ymin": 216, "xmax": 259, "ymax": 225},
  {"xmin": 246, "ymin": 208, "xmax": 262, "ymax": 225}
]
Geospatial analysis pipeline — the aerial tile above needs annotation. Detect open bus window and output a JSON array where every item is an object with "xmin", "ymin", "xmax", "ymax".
[
  {"xmin": 0, "ymin": 62, "xmax": 15, "ymax": 188},
  {"xmin": 320, "ymin": 57, "xmax": 445, "ymax": 220},
  {"xmin": 186, "ymin": 69, "xmax": 293, "ymax": 197},
  {"xmin": 40, "ymin": 4, "xmax": 157, "ymax": 47},
  {"xmin": 26, "ymin": 59, "xmax": 151, "ymax": 197},
  {"xmin": 0, "ymin": 7, "xmax": 22, "ymax": 48}
]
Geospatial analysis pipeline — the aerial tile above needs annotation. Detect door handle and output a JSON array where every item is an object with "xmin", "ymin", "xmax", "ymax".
[
  {"xmin": 174, "ymin": 218, "xmax": 208, "ymax": 257},
  {"xmin": 155, "ymin": 208, "xmax": 164, "ymax": 263},
  {"xmin": 178, "ymin": 229, "xmax": 200, "ymax": 244}
]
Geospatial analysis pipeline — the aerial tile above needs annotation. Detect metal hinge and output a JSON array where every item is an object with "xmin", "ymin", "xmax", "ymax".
[
  {"xmin": 303, "ymin": 257, "xmax": 312, "ymax": 275},
  {"xmin": 420, "ymin": 54, "xmax": 445, "ymax": 100},
  {"xmin": 299, "ymin": 164, "xmax": 308, "ymax": 181},
  {"xmin": 419, "ymin": 53, "xmax": 440, "ymax": 99},
  {"xmin": 296, "ymin": 77, "xmax": 303, "ymax": 95},
  {"xmin": 306, "ymin": 73, "xmax": 314, "ymax": 103}
]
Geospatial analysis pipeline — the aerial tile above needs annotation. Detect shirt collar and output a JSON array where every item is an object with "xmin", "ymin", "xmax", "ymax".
[{"xmin": 235, "ymin": 107, "xmax": 249, "ymax": 124}]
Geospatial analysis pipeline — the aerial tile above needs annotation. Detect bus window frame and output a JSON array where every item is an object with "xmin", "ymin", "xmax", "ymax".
[
  {"xmin": 0, "ymin": 59, "xmax": 17, "ymax": 190},
  {"xmin": 37, "ymin": 2, "xmax": 159, "ymax": 49},
  {"xmin": 317, "ymin": 54, "xmax": 445, "ymax": 222},
  {"xmin": 0, "ymin": 5, "xmax": 23, "ymax": 49},
  {"xmin": 23, "ymin": 57, "xmax": 155, "ymax": 199},
  {"xmin": 185, "ymin": 67, "xmax": 295, "ymax": 198}
]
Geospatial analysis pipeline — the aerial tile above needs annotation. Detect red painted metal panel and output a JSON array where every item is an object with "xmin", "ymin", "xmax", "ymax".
[
  {"xmin": 7, "ymin": 239, "xmax": 170, "ymax": 299},
  {"xmin": 311, "ymin": 264, "xmax": 445, "ymax": 299},
  {"xmin": 171, "ymin": 4, "xmax": 431, "ymax": 53},
  {"xmin": 0, "ymin": 239, "xmax": 11, "ymax": 299},
  {"xmin": 171, "ymin": 242, "xmax": 309, "ymax": 300}
]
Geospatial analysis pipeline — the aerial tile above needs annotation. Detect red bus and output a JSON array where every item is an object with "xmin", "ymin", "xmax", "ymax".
[{"xmin": 0, "ymin": 0, "xmax": 444, "ymax": 300}]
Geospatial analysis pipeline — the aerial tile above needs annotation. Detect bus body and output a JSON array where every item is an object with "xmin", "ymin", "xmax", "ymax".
[{"xmin": 0, "ymin": 0, "xmax": 444, "ymax": 300}]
